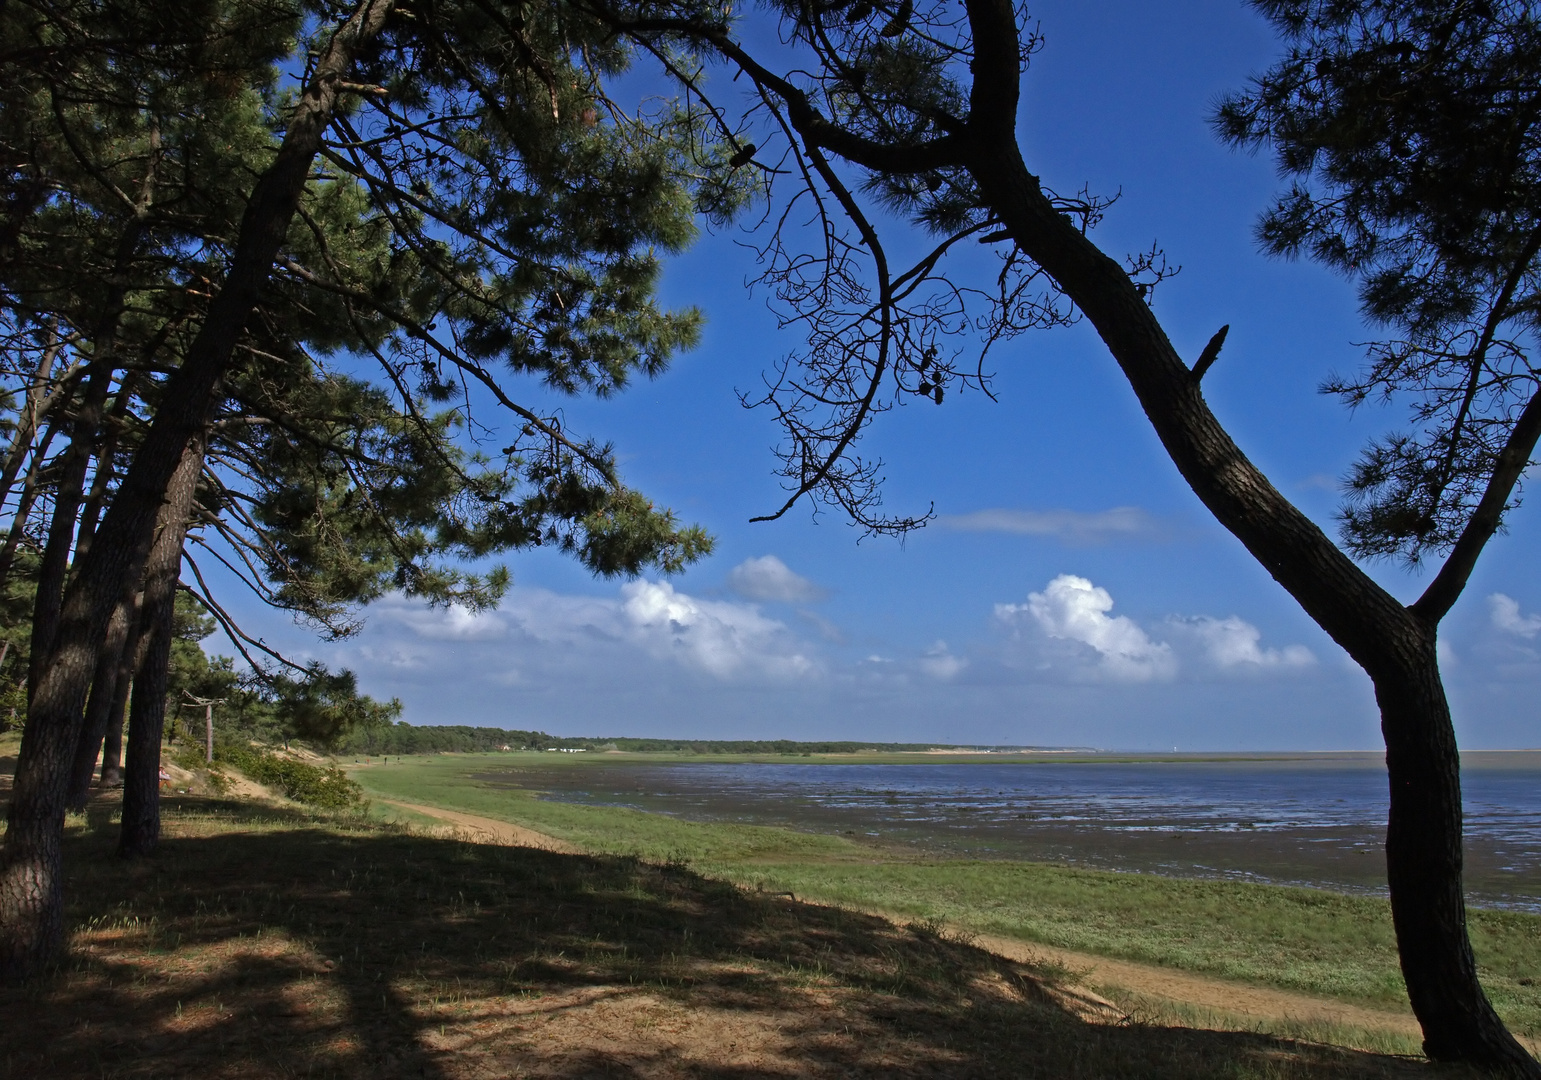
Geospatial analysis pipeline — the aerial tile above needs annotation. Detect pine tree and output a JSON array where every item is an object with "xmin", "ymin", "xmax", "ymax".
[{"xmin": 0, "ymin": 0, "xmax": 738, "ymax": 978}]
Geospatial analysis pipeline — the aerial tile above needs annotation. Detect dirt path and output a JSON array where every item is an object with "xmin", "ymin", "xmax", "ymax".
[
  {"xmin": 974, "ymin": 932, "xmax": 1422, "ymax": 1037},
  {"xmin": 379, "ymin": 800, "xmax": 1437, "ymax": 1042},
  {"xmin": 377, "ymin": 799, "xmax": 582, "ymax": 853}
]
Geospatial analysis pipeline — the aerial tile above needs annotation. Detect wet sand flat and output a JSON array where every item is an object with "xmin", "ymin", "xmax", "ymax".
[{"xmin": 473, "ymin": 752, "xmax": 1541, "ymax": 909}]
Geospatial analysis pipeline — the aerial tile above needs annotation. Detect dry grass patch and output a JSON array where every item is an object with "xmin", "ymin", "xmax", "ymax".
[{"xmin": 0, "ymin": 797, "xmax": 1485, "ymax": 1079}]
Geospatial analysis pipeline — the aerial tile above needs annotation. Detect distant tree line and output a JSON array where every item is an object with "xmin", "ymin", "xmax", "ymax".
[
  {"xmin": 332, "ymin": 723, "xmax": 1027, "ymax": 757},
  {"xmin": 337, "ymin": 722, "xmax": 552, "ymax": 755}
]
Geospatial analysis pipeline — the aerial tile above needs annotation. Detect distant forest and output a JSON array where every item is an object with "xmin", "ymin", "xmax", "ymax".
[{"xmin": 334, "ymin": 722, "xmax": 1028, "ymax": 757}]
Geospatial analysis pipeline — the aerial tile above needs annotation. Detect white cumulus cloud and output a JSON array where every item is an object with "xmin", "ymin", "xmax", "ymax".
[
  {"xmin": 939, "ymin": 507, "xmax": 1161, "ymax": 545},
  {"xmin": 1169, "ymin": 615, "xmax": 1315, "ymax": 669},
  {"xmin": 619, "ymin": 580, "xmax": 816, "ymax": 679},
  {"xmin": 999, "ymin": 574, "xmax": 1176, "ymax": 681},
  {"xmin": 378, "ymin": 600, "xmax": 508, "ymax": 641},
  {"xmin": 1489, "ymin": 593, "xmax": 1541, "ymax": 638},
  {"xmin": 918, "ymin": 640, "xmax": 967, "ymax": 680},
  {"xmin": 994, "ymin": 576, "xmax": 1312, "ymax": 682},
  {"xmin": 726, "ymin": 555, "xmax": 828, "ymax": 603}
]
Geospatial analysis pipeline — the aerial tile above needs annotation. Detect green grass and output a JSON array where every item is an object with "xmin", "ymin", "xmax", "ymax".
[
  {"xmin": 351, "ymin": 753, "xmax": 1541, "ymax": 1040},
  {"xmin": 357, "ymin": 754, "xmax": 859, "ymax": 863},
  {"xmin": 1099, "ymin": 988, "xmax": 1428, "ymax": 1059},
  {"xmin": 730, "ymin": 861, "xmax": 1540, "ymax": 1028}
]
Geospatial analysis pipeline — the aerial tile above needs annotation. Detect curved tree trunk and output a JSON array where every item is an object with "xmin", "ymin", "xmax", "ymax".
[
  {"xmin": 28, "ymin": 362, "xmax": 114, "ymax": 691},
  {"xmin": 0, "ymin": 366, "xmax": 116, "ymax": 977},
  {"xmin": 1371, "ymin": 630, "xmax": 1530, "ymax": 1069},
  {"xmin": 0, "ymin": 418, "xmax": 60, "ymax": 591}
]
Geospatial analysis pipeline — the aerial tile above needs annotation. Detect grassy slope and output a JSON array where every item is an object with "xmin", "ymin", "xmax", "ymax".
[
  {"xmin": 353, "ymin": 754, "xmax": 1541, "ymax": 1038},
  {"xmin": 0, "ymin": 799, "xmax": 1458, "ymax": 1079}
]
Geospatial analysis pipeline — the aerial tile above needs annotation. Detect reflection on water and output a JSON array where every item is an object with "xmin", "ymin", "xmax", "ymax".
[{"xmin": 478, "ymin": 758, "xmax": 1541, "ymax": 910}]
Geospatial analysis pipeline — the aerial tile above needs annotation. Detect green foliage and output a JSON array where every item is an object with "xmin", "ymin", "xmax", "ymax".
[
  {"xmin": 331, "ymin": 718, "xmax": 1008, "ymax": 755},
  {"xmin": 0, "ymin": 551, "xmax": 36, "ymax": 729},
  {"xmin": 3, "ymin": 0, "xmax": 738, "ymax": 702},
  {"xmin": 153, "ymin": 590, "xmax": 400, "ymax": 751},
  {"xmin": 165, "ymin": 591, "xmax": 237, "ymax": 714},
  {"xmin": 1214, "ymin": 1, "xmax": 1541, "ymax": 564},
  {"xmin": 337, "ymin": 721, "xmax": 554, "ymax": 754},
  {"xmin": 266, "ymin": 666, "xmax": 401, "ymax": 749},
  {"xmin": 219, "ymin": 743, "xmax": 367, "ymax": 811}
]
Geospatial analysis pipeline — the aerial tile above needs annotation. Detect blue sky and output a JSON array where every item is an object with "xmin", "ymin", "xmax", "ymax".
[{"xmin": 211, "ymin": 1, "xmax": 1541, "ymax": 751}]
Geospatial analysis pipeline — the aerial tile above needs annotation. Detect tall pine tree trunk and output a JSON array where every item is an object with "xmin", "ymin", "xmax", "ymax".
[
  {"xmin": 0, "ymin": 366, "xmax": 115, "ymax": 974},
  {"xmin": 27, "ymin": 363, "xmax": 114, "ymax": 689},
  {"xmin": 99, "ymin": 675, "xmax": 127, "ymax": 788},
  {"xmin": 118, "ymin": 433, "xmax": 204, "ymax": 856},
  {"xmin": 63, "ymin": 595, "xmax": 137, "ymax": 812},
  {"xmin": 118, "ymin": 590, "xmax": 176, "ymax": 858},
  {"xmin": 0, "ymin": 0, "xmax": 394, "ymax": 979},
  {"xmin": 98, "ymin": 612, "xmax": 140, "ymax": 789}
]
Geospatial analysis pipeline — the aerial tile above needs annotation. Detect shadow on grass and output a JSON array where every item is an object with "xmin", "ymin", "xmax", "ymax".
[{"xmin": 0, "ymin": 799, "xmax": 1482, "ymax": 1079}]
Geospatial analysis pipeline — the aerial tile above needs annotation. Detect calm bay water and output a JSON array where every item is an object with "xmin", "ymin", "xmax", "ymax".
[{"xmin": 481, "ymin": 754, "xmax": 1541, "ymax": 910}]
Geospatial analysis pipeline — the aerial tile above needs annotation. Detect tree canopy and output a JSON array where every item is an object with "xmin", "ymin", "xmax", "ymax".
[
  {"xmin": 1215, "ymin": 0, "xmax": 1541, "ymax": 573},
  {"xmin": 1, "ymin": 0, "xmax": 744, "ymax": 979}
]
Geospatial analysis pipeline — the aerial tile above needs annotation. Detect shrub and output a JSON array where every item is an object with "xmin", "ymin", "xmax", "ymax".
[{"xmin": 219, "ymin": 745, "xmax": 366, "ymax": 811}]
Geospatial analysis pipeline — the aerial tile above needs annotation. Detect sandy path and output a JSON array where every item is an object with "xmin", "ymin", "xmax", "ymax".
[
  {"xmin": 377, "ymin": 799, "xmax": 582, "ymax": 853},
  {"xmin": 972, "ymin": 932, "xmax": 1422, "ymax": 1037}
]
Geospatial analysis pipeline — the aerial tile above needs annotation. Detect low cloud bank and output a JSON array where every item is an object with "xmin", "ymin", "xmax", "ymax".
[{"xmin": 939, "ymin": 506, "xmax": 1162, "ymax": 545}]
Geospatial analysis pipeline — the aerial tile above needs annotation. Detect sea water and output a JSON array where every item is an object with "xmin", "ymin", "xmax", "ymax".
[{"xmin": 483, "ymin": 755, "xmax": 1541, "ymax": 909}]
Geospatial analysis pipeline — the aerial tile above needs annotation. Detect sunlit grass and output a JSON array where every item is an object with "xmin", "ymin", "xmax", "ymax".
[{"xmin": 352, "ymin": 754, "xmax": 1541, "ymax": 1040}]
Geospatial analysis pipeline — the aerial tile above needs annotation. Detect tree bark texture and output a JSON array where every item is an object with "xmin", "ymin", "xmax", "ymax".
[
  {"xmin": 27, "ymin": 362, "xmax": 113, "ymax": 691},
  {"xmin": 63, "ymin": 594, "xmax": 138, "ymax": 812},
  {"xmin": 117, "ymin": 584, "xmax": 175, "ymax": 858},
  {"xmin": 99, "ymin": 623, "xmax": 139, "ymax": 789},
  {"xmin": 1373, "ymin": 633, "xmax": 1528, "ymax": 1066},
  {"xmin": 0, "ymin": 0, "xmax": 395, "ymax": 979},
  {"xmin": 117, "ymin": 433, "xmax": 204, "ymax": 856},
  {"xmin": 947, "ymin": 2, "xmax": 1537, "ymax": 1069},
  {"xmin": 72, "ymin": 371, "xmax": 140, "ymax": 566},
  {"xmin": 0, "ymin": 368, "xmax": 115, "ymax": 980},
  {"xmin": 99, "ymin": 675, "xmax": 127, "ymax": 787}
]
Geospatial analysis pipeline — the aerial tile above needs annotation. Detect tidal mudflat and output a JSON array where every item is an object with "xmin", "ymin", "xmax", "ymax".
[
  {"xmin": 357, "ymin": 752, "xmax": 1541, "ymax": 1035},
  {"xmin": 474, "ymin": 752, "xmax": 1541, "ymax": 909}
]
